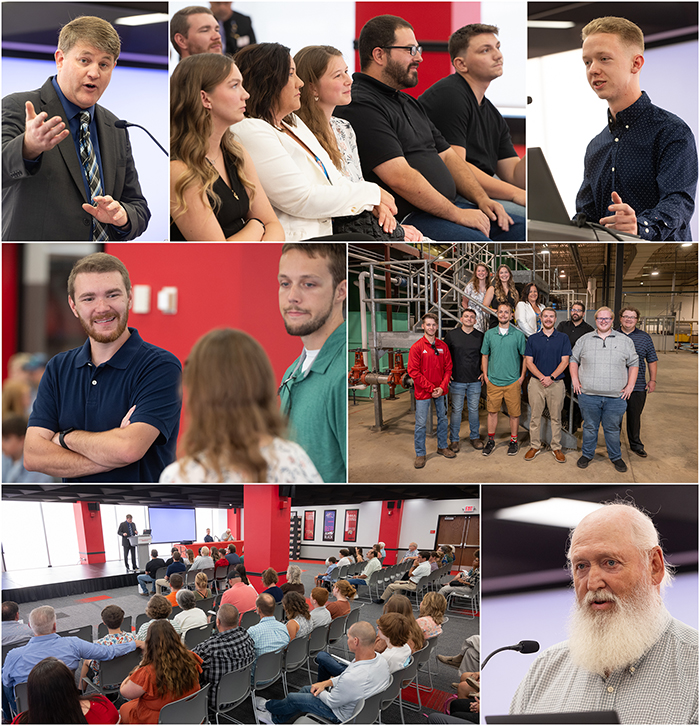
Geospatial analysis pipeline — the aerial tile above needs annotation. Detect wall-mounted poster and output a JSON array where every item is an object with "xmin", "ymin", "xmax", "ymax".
[
  {"xmin": 344, "ymin": 509, "xmax": 358, "ymax": 542},
  {"xmin": 303, "ymin": 511, "xmax": 315, "ymax": 541},
  {"xmin": 323, "ymin": 510, "xmax": 336, "ymax": 542}
]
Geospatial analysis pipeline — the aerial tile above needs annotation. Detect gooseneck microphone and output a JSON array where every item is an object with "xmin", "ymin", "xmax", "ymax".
[
  {"xmin": 481, "ymin": 640, "xmax": 540, "ymax": 669},
  {"xmin": 115, "ymin": 119, "xmax": 168, "ymax": 157}
]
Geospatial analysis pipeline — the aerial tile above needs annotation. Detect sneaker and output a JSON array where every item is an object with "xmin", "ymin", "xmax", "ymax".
[
  {"xmin": 524, "ymin": 447, "xmax": 540, "ymax": 461},
  {"xmin": 577, "ymin": 455, "xmax": 591, "ymax": 469},
  {"xmin": 437, "ymin": 448, "xmax": 456, "ymax": 459},
  {"xmin": 448, "ymin": 441, "xmax": 460, "ymax": 453},
  {"xmin": 470, "ymin": 438, "xmax": 484, "ymax": 450},
  {"xmin": 254, "ymin": 705, "xmax": 274, "ymax": 725},
  {"xmin": 482, "ymin": 439, "xmax": 495, "ymax": 456},
  {"xmin": 414, "ymin": 456, "xmax": 426, "ymax": 469},
  {"xmin": 612, "ymin": 458, "xmax": 628, "ymax": 473},
  {"xmin": 507, "ymin": 440, "xmax": 519, "ymax": 456},
  {"xmin": 552, "ymin": 450, "xmax": 566, "ymax": 464},
  {"xmin": 255, "ymin": 697, "xmax": 268, "ymax": 712}
]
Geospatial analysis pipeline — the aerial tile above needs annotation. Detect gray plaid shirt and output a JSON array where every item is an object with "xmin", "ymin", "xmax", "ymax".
[
  {"xmin": 510, "ymin": 615, "xmax": 698, "ymax": 723},
  {"xmin": 571, "ymin": 331, "xmax": 638, "ymax": 397}
]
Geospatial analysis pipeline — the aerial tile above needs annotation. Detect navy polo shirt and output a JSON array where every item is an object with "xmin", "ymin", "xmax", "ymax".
[
  {"xmin": 616, "ymin": 327, "xmax": 658, "ymax": 391},
  {"xmin": 524, "ymin": 329, "xmax": 572, "ymax": 380},
  {"xmin": 28, "ymin": 328, "xmax": 182, "ymax": 483}
]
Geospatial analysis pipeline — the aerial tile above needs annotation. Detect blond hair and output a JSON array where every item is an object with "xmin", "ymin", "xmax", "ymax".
[{"xmin": 582, "ymin": 17, "xmax": 644, "ymax": 53}]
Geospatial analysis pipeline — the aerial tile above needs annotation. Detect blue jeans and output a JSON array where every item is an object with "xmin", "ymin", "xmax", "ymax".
[
  {"xmin": 577, "ymin": 393, "xmax": 627, "ymax": 461},
  {"xmin": 449, "ymin": 381, "xmax": 482, "ymax": 442},
  {"xmin": 404, "ymin": 196, "xmax": 525, "ymax": 241},
  {"xmin": 266, "ymin": 685, "xmax": 339, "ymax": 724},
  {"xmin": 346, "ymin": 578, "xmax": 367, "ymax": 589},
  {"xmin": 137, "ymin": 574, "xmax": 156, "ymax": 594},
  {"xmin": 415, "ymin": 396, "xmax": 448, "ymax": 456},
  {"xmin": 316, "ymin": 651, "xmax": 348, "ymax": 682}
]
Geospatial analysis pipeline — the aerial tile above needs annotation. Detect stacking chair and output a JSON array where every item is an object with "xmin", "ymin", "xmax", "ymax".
[
  {"xmin": 185, "ymin": 569, "xmax": 200, "ymax": 590},
  {"xmin": 158, "ymin": 683, "xmax": 209, "ymax": 723},
  {"xmin": 282, "ymin": 633, "xmax": 310, "ymax": 696},
  {"xmin": 355, "ymin": 676, "xmax": 391, "ymax": 724},
  {"xmin": 2, "ymin": 639, "xmax": 29, "ymax": 666},
  {"xmin": 306, "ymin": 625, "xmax": 329, "ymax": 683},
  {"xmin": 325, "ymin": 614, "xmax": 347, "ymax": 655},
  {"xmin": 213, "ymin": 566, "xmax": 229, "ymax": 594},
  {"xmin": 57, "ymin": 624, "xmax": 92, "ymax": 642},
  {"xmin": 135, "ymin": 613, "xmax": 150, "ymax": 632},
  {"xmin": 240, "ymin": 609, "xmax": 260, "ymax": 630},
  {"xmin": 170, "ymin": 605, "xmax": 183, "ymax": 619},
  {"xmin": 97, "ymin": 616, "xmax": 132, "ymax": 640},
  {"xmin": 343, "ymin": 606, "xmax": 362, "ymax": 658},
  {"xmin": 202, "ymin": 567, "xmax": 216, "ymax": 589},
  {"xmin": 335, "ymin": 565, "xmax": 349, "ymax": 581},
  {"xmin": 273, "ymin": 602, "xmax": 285, "ymax": 622},
  {"xmin": 251, "ymin": 647, "xmax": 285, "ymax": 725},
  {"xmin": 379, "ymin": 657, "xmax": 414, "ymax": 724},
  {"xmin": 292, "ymin": 697, "xmax": 365, "ymax": 724},
  {"xmin": 211, "ymin": 662, "xmax": 253, "ymax": 724},
  {"xmin": 153, "ymin": 566, "xmax": 168, "ymax": 592},
  {"xmin": 401, "ymin": 642, "xmax": 430, "ymax": 711},
  {"xmin": 446, "ymin": 589, "xmax": 479, "ymax": 618},
  {"xmin": 13, "ymin": 682, "xmax": 28, "ymax": 715},
  {"xmin": 415, "ymin": 635, "xmax": 439, "ymax": 691},
  {"xmin": 184, "ymin": 623, "xmax": 213, "ymax": 650},
  {"xmin": 195, "ymin": 596, "xmax": 215, "ymax": 615},
  {"xmin": 82, "ymin": 648, "xmax": 143, "ymax": 699}
]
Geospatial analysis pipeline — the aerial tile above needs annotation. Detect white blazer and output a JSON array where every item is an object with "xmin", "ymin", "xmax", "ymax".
[
  {"xmin": 233, "ymin": 115, "xmax": 380, "ymax": 240},
  {"xmin": 515, "ymin": 301, "xmax": 540, "ymax": 337}
]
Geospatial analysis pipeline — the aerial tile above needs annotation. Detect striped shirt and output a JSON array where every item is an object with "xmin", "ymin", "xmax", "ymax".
[
  {"xmin": 616, "ymin": 327, "xmax": 658, "ymax": 391},
  {"xmin": 571, "ymin": 331, "xmax": 639, "ymax": 397}
]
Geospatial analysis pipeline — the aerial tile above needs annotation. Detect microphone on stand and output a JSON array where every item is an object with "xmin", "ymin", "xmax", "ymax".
[
  {"xmin": 481, "ymin": 640, "xmax": 540, "ymax": 669},
  {"xmin": 115, "ymin": 119, "xmax": 168, "ymax": 157}
]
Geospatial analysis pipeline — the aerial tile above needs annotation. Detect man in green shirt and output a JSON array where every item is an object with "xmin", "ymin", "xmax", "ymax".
[
  {"xmin": 278, "ymin": 244, "xmax": 347, "ymax": 483},
  {"xmin": 480, "ymin": 303, "xmax": 526, "ymax": 456}
]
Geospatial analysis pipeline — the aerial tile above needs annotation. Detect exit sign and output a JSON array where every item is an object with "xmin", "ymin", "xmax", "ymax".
[{"xmin": 464, "ymin": 506, "xmax": 475, "ymax": 512}]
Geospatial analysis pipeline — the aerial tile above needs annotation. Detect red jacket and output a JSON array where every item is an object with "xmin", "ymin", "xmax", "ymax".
[{"xmin": 408, "ymin": 336, "xmax": 453, "ymax": 400}]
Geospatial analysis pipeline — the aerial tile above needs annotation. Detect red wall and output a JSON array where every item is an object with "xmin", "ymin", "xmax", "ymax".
[
  {"xmin": 2, "ymin": 243, "xmax": 19, "ymax": 380},
  {"xmin": 73, "ymin": 502, "xmax": 106, "ymax": 564}
]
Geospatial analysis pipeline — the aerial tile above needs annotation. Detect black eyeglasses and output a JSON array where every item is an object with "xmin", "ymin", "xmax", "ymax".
[{"xmin": 380, "ymin": 45, "xmax": 423, "ymax": 56}]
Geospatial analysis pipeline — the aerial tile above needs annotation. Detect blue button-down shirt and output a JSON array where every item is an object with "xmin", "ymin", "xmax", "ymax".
[
  {"xmin": 247, "ymin": 616, "xmax": 289, "ymax": 658},
  {"xmin": 2, "ymin": 633, "xmax": 136, "ymax": 690},
  {"xmin": 576, "ymin": 91, "xmax": 697, "ymax": 240}
]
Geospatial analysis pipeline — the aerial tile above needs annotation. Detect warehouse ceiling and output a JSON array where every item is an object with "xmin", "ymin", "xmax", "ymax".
[{"xmin": 1, "ymin": 484, "xmax": 478, "ymax": 508}]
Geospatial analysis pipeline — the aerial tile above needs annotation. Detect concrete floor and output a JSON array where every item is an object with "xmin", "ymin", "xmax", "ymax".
[{"xmin": 349, "ymin": 350, "xmax": 698, "ymax": 483}]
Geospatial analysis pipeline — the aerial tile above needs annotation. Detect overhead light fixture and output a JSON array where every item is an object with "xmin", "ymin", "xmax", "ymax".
[
  {"xmin": 651, "ymin": 270, "xmax": 659, "ymax": 276},
  {"xmin": 682, "ymin": 243, "xmax": 693, "ymax": 247},
  {"xmin": 494, "ymin": 497, "xmax": 604, "ymax": 528},
  {"xmin": 527, "ymin": 20, "xmax": 576, "ymax": 29},
  {"xmin": 114, "ymin": 13, "xmax": 169, "ymax": 26},
  {"xmin": 559, "ymin": 270, "xmax": 566, "ymax": 277},
  {"xmin": 542, "ymin": 250, "xmax": 550, "ymax": 254}
]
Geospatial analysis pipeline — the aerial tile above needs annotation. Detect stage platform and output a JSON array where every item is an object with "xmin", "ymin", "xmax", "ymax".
[{"xmin": 2, "ymin": 561, "xmax": 139, "ymax": 605}]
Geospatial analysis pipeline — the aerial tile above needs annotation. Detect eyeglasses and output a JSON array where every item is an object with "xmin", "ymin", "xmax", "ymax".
[
  {"xmin": 620, "ymin": 315, "xmax": 638, "ymax": 320},
  {"xmin": 380, "ymin": 45, "xmax": 423, "ymax": 56},
  {"xmin": 596, "ymin": 317, "xmax": 613, "ymax": 322}
]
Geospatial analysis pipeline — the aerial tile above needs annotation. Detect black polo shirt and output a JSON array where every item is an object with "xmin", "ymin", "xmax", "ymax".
[
  {"xmin": 419, "ymin": 73, "xmax": 517, "ymax": 177},
  {"xmin": 556, "ymin": 319, "xmax": 595, "ymax": 348},
  {"xmin": 28, "ymin": 328, "xmax": 182, "ymax": 483},
  {"xmin": 444, "ymin": 326, "xmax": 484, "ymax": 383},
  {"xmin": 334, "ymin": 73, "xmax": 456, "ymax": 219}
]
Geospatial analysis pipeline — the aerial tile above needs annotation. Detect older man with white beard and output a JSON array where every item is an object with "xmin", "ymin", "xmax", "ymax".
[{"xmin": 510, "ymin": 503, "xmax": 698, "ymax": 724}]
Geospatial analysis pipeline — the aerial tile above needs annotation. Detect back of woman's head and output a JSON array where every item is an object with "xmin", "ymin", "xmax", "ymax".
[
  {"xmin": 235, "ymin": 563, "xmax": 250, "ymax": 585},
  {"xmin": 195, "ymin": 571, "xmax": 209, "ymax": 590},
  {"xmin": 145, "ymin": 594, "xmax": 172, "ymax": 620},
  {"xmin": 176, "ymin": 588, "xmax": 197, "ymax": 610},
  {"xmin": 181, "ymin": 328, "xmax": 285, "ymax": 481},
  {"xmin": 186, "ymin": 548, "xmax": 195, "ymax": 563},
  {"xmin": 262, "ymin": 567, "xmax": 278, "ymax": 586},
  {"xmin": 334, "ymin": 579, "xmax": 356, "ymax": 600},
  {"xmin": 286, "ymin": 564, "xmax": 302, "ymax": 584},
  {"xmin": 23, "ymin": 657, "xmax": 86, "ymax": 724},
  {"xmin": 419, "ymin": 591, "xmax": 447, "ymax": 625},
  {"xmin": 210, "ymin": 547, "xmax": 220, "ymax": 560},
  {"xmin": 234, "ymin": 42, "xmax": 293, "ymax": 126},
  {"xmin": 283, "ymin": 591, "xmax": 310, "ymax": 620},
  {"xmin": 143, "ymin": 620, "xmax": 199, "ymax": 697},
  {"xmin": 377, "ymin": 612, "xmax": 411, "ymax": 647},
  {"xmin": 384, "ymin": 594, "xmax": 425, "ymax": 649}
]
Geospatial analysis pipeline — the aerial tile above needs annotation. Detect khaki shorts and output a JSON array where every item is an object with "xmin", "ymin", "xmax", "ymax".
[{"xmin": 486, "ymin": 380, "xmax": 521, "ymax": 417}]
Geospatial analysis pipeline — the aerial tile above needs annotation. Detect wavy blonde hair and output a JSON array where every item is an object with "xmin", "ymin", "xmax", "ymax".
[
  {"xmin": 139, "ymin": 620, "xmax": 200, "ymax": 698},
  {"xmin": 493, "ymin": 264, "xmax": 519, "ymax": 307},
  {"xmin": 294, "ymin": 45, "xmax": 344, "ymax": 172},
  {"xmin": 170, "ymin": 53, "xmax": 254, "ymax": 222},
  {"xmin": 178, "ymin": 328, "xmax": 285, "ymax": 482}
]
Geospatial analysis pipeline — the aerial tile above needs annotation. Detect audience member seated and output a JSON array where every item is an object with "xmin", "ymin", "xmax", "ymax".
[
  {"xmin": 438, "ymin": 544, "xmax": 456, "ymax": 565},
  {"xmin": 138, "ymin": 550, "xmax": 166, "ymax": 596},
  {"xmin": 1, "ymin": 415, "xmax": 53, "ymax": 483},
  {"xmin": 225, "ymin": 544, "xmax": 241, "ymax": 566},
  {"xmin": 170, "ymin": 53, "xmax": 282, "ymax": 241},
  {"xmin": 294, "ymin": 45, "xmax": 420, "ymax": 241},
  {"xmin": 327, "ymin": 580, "xmax": 356, "ymax": 620},
  {"xmin": 429, "ymin": 551, "xmax": 441, "ymax": 572},
  {"xmin": 235, "ymin": 564, "xmax": 257, "ymax": 593},
  {"xmin": 261, "ymin": 567, "xmax": 284, "ymax": 603},
  {"xmin": 247, "ymin": 594, "xmax": 290, "ymax": 658},
  {"xmin": 192, "ymin": 604, "xmax": 255, "ymax": 712},
  {"xmin": 439, "ymin": 550, "xmax": 479, "ymax": 598},
  {"xmin": 336, "ymin": 549, "xmax": 354, "ymax": 568},
  {"xmin": 374, "ymin": 542, "xmax": 387, "ymax": 560},
  {"xmin": 309, "ymin": 587, "xmax": 332, "ymax": 628},
  {"xmin": 186, "ymin": 549, "xmax": 195, "ymax": 567},
  {"xmin": 190, "ymin": 546, "xmax": 215, "ymax": 570},
  {"xmin": 376, "ymin": 595, "xmax": 425, "ymax": 654},
  {"xmin": 437, "ymin": 634, "xmax": 480, "ymax": 676},
  {"xmin": 194, "ymin": 571, "xmax": 213, "ymax": 601},
  {"xmin": 2, "ymin": 606, "xmax": 140, "ymax": 714},
  {"xmin": 119, "ymin": 620, "xmax": 202, "ymax": 724},
  {"xmin": 346, "ymin": 547, "xmax": 381, "ymax": 587},
  {"xmin": 416, "ymin": 591, "xmax": 447, "ymax": 639},
  {"xmin": 162, "ymin": 548, "xmax": 179, "ymax": 568},
  {"xmin": 173, "ymin": 589, "xmax": 208, "ymax": 640},
  {"xmin": 135, "ymin": 596, "xmax": 182, "ymax": 641},
  {"xmin": 234, "ymin": 42, "xmax": 390, "ymax": 241},
  {"xmin": 283, "ymin": 592, "xmax": 313, "ymax": 640},
  {"xmin": 159, "ymin": 329, "xmax": 321, "ymax": 482},
  {"xmin": 400, "ymin": 542, "xmax": 420, "ymax": 564},
  {"xmin": 375, "ymin": 550, "xmax": 431, "ymax": 603},
  {"xmin": 164, "ymin": 573, "xmax": 185, "ymax": 607},
  {"xmin": 156, "ymin": 551, "xmax": 186, "ymax": 595},
  {"xmin": 203, "ymin": 528, "xmax": 214, "ymax": 543},
  {"xmin": 221, "ymin": 567, "xmax": 257, "ymax": 618},
  {"xmin": 213, "ymin": 548, "xmax": 229, "ymax": 569},
  {"xmin": 353, "ymin": 547, "xmax": 364, "ymax": 563},
  {"xmin": 221, "ymin": 529, "xmax": 233, "ymax": 541},
  {"xmin": 1, "ymin": 601, "xmax": 32, "ymax": 645},
  {"xmin": 255, "ymin": 621, "xmax": 390, "ymax": 724},
  {"xmin": 80, "ymin": 605, "xmax": 135, "ymax": 690},
  {"xmin": 11, "ymin": 657, "xmax": 118, "ymax": 724},
  {"xmin": 280, "ymin": 564, "xmax": 305, "ymax": 596},
  {"xmin": 315, "ymin": 557, "xmax": 338, "ymax": 589}
]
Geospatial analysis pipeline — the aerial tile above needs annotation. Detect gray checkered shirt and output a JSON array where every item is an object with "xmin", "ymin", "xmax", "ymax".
[
  {"xmin": 510, "ymin": 616, "xmax": 698, "ymax": 723},
  {"xmin": 571, "ymin": 331, "xmax": 639, "ymax": 397}
]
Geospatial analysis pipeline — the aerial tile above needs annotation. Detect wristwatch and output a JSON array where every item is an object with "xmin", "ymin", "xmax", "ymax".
[{"xmin": 59, "ymin": 428, "xmax": 76, "ymax": 450}]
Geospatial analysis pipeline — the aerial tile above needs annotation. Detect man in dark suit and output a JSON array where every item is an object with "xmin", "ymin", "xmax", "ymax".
[
  {"xmin": 118, "ymin": 515, "xmax": 138, "ymax": 571},
  {"xmin": 1, "ymin": 15, "xmax": 150, "ymax": 241},
  {"xmin": 210, "ymin": 2, "xmax": 257, "ymax": 54}
]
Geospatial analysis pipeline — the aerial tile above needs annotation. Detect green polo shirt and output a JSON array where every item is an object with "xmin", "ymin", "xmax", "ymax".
[
  {"xmin": 481, "ymin": 324, "xmax": 526, "ymax": 386},
  {"xmin": 279, "ymin": 322, "xmax": 347, "ymax": 483}
]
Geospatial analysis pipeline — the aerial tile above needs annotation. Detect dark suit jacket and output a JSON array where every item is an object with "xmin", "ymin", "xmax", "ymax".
[
  {"xmin": 222, "ymin": 11, "xmax": 256, "ymax": 55},
  {"xmin": 2, "ymin": 77, "xmax": 150, "ymax": 241},
  {"xmin": 118, "ymin": 520, "xmax": 137, "ymax": 547}
]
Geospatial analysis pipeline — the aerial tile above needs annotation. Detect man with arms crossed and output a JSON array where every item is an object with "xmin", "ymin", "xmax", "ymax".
[
  {"xmin": 480, "ymin": 303, "xmax": 526, "ymax": 456},
  {"xmin": 334, "ymin": 15, "xmax": 524, "ymax": 241},
  {"xmin": 419, "ymin": 23, "xmax": 525, "ymax": 218},
  {"xmin": 511, "ymin": 502, "xmax": 697, "ymax": 723},
  {"xmin": 576, "ymin": 17, "xmax": 697, "ymax": 240},
  {"xmin": 444, "ymin": 308, "xmax": 485, "ymax": 452},
  {"xmin": 407, "ymin": 312, "xmax": 455, "ymax": 469},
  {"xmin": 570, "ymin": 306, "xmax": 638, "ymax": 473},
  {"xmin": 24, "ymin": 253, "xmax": 182, "ymax": 482},
  {"xmin": 2, "ymin": 16, "xmax": 150, "ymax": 241},
  {"xmin": 278, "ymin": 244, "xmax": 347, "ymax": 483},
  {"xmin": 523, "ymin": 307, "xmax": 572, "ymax": 463}
]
